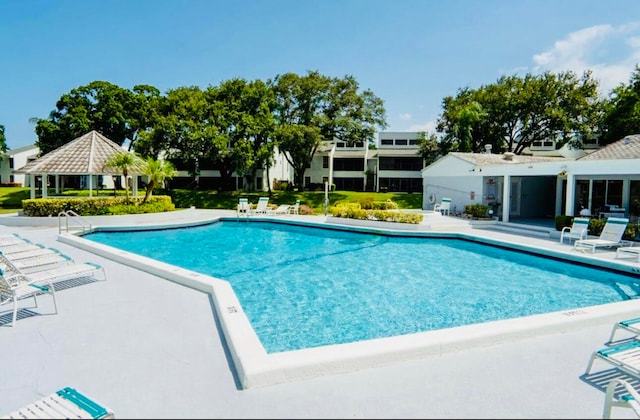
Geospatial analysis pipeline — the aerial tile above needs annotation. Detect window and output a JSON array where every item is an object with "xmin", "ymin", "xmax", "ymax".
[
  {"xmin": 381, "ymin": 139, "xmax": 393, "ymax": 145},
  {"xmin": 333, "ymin": 158, "xmax": 364, "ymax": 171},
  {"xmin": 409, "ymin": 139, "xmax": 419, "ymax": 145},
  {"xmin": 304, "ymin": 176, "xmax": 311, "ymax": 187},
  {"xmin": 395, "ymin": 139, "xmax": 408, "ymax": 145},
  {"xmin": 9, "ymin": 158, "xmax": 14, "ymax": 169},
  {"xmin": 379, "ymin": 157, "xmax": 423, "ymax": 171},
  {"xmin": 336, "ymin": 142, "xmax": 345, "ymax": 148},
  {"xmin": 323, "ymin": 156, "xmax": 329, "ymax": 168},
  {"xmin": 355, "ymin": 142, "xmax": 364, "ymax": 148}
]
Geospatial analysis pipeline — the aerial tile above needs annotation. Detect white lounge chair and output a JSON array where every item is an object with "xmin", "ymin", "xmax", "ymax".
[
  {"xmin": 0, "ymin": 260, "xmax": 58, "ymax": 327},
  {"xmin": 434, "ymin": 197, "xmax": 452, "ymax": 215},
  {"xmin": 608, "ymin": 317, "xmax": 640, "ymax": 343},
  {"xmin": 616, "ymin": 246, "xmax": 640, "ymax": 263},
  {"xmin": 585, "ymin": 340, "xmax": 640, "ymax": 379},
  {"xmin": 603, "ymin": 378, "xmax": 640, "ymax": 419},
  {"xmin": 560, "ymin": 217, "xmax": 590, "ymax": 244},
  {"xmin": 251, "ymin": 196, "xmax": 270, "ymax": 216},
  {"xmin": 2, "ymin": 386, "xmax": 115, "ymax": 419},
  {"xmin": 289, "ymin": 200, "xmax": 300, "ymax": 215},
  {"xmin": 237, "ymin": 197, "xmax": 250, "ymax": 217},
  {"xmin": 574, "ymin": 217, "xmax": 631, "ymax": 253},
  {"xmin": 268, "ymin": 204, "xmax": 290, "ymax": 215}
]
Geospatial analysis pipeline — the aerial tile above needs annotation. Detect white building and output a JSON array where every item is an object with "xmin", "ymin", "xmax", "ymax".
[
  {"xmin": 1, "ymin": 144, "xmax": 39, "ymax": 186},
  {"xmin": 422, "ymin": 134, "xmax": 640, "ymax": 223}
]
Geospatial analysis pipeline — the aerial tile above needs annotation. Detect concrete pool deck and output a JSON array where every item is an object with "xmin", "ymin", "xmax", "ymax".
[{"xmin": 0, "ymin": 209, "xmax": 640, "ymax": 418}]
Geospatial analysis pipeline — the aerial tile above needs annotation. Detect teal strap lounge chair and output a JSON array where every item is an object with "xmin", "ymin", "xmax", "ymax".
[
  {"xmin": 574, "ymin": 217, "xmax": 631, "ymax": 253},
  {"xmin": 603, "ymin": 378, "xmax": 640, "ymax": 419},
  {"xmin": 434, "ymin": 197, "xmax": 452, "ymax": 215},
  {"xmin": 2, "ymin": 386, "xmax": 115, "ymax": 419},
  {"xmin": 585, "ymin": 340, "xmax": 640, "ymax": 378},
  {"xmin": 268, "ymin": 204, "xmax": 291, "ymax": 215},
  {"xmin": 0, "ymin": 265, "xmax": 58, "ymax": 327},
  {"xmin": 289, "ymin": 200, "xmax": 300, "ymax": 215},
  {"xmin": 237, "ymin": 198, "xmax": 250, "ymax": 217},
  {"xmin": 608, "ymin": 317, "xmax": 640, "ymax": 343},
  {"xmin": 251, "ymin": 196, "xmax": 270, "ymax": 216},
  {"xmin": 560, "ymin": 217, "xmax": 590, "ymax": 244}
]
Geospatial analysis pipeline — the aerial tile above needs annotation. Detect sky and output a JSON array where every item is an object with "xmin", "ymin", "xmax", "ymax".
[{"xmin": 1, "ymin": 0, "xmax": 639, "ymax": 150}]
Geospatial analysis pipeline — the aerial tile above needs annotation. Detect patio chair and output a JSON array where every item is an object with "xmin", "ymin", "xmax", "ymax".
[
  {"xmin": 251, "ymin": 196, "xmax": 270, "ymax": 216},
  {"xmin": 560, "ymin": 217, "xmax": 590, "ymax": 244},
  {"xmin": 290, "ymin": 200, "xmax": 300, "ymax": 215},
  {"xmin": 603, "ymin": 378, "xmax": 640, "ymax": 419},
  {"xmin": 574, "ymin": 217, "xmax": 631, "ymax": 253},
  {"xmin": 434, "ymin": 197, "xmax": 452, "ymax": 216},
  {"xmin": 237, "ymin": 197, "xmax": 250, "ymax": 217},
  {"xmin": 0, "ymin": 260, "xmax": 58, "ymax": 327},
  {"xmin": 268, "ymin": 204, "xmax": 291, "ymax": 215},
  {"xmin": 585, "ymin": 340, "xmax": 640, "ymax": 379},
  {"xmin": 608, "ymin": 317, "xmax": 640, "ymax": 343},
  {"xmin": 0, "ymin": 235, "xmax": 30, "ymax": 248},
  {"xmin": 615, "ymin": 246, "xmax": 640, "ymax": 263},
  {"xmin": 2, "ymin": 386, "xmax": 115, "ymax": 419}
]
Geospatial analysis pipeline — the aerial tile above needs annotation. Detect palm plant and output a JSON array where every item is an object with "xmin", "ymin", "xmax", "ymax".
[
  {"xmin": 141, "ymin": 157, "xmax": 176, "ymax": 203},
  {"xmin": 103, "ymin": 151, "xmax": 144, "ymax": 200}
]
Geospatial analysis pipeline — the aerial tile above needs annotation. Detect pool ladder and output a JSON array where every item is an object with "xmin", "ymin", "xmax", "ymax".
[{"xmin": 58, "ymin": 210, "xmax": 93, "ymax": 234}]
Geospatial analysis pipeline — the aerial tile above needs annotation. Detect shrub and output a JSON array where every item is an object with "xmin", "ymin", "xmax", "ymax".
[
  {"xmin": 22, "ymin": 195, "xmax": 174, "ymax": 217},
  {"xmin": 464, "ymin": 204, "xmax": 490, "ymax": 218},
  {"xmin": 329, "ymin": 203, "xmax": 423, "ymax": 224}
]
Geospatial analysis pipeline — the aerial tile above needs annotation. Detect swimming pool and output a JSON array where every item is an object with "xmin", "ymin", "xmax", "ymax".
[
  {"xmin": 83, "ymin": 220, "xmax": 640, "ymax": 354},
  {"xmin": 59, "ymin": 216, "xmax": 640, "ymax": 388}
]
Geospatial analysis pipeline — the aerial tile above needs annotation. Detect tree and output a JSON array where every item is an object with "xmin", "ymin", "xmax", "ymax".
[
  {"xmin": 103, "ymin": 151, "xmax": 144, "ymax": 199},
  {"xmin": 601, "ymin": 64, "xmax": 640, "ymax": 144},
  {"xmin": 437, "ymin": 71, "xmax": 601, "ymax": 154},
  {"xmin": 416, "ymin": 131, "xmax": 441, "ymax": 166},
  {"xmin": 32, "ymin": 81, "xmax": 142, "ymax": 154},
  {"xmin": 270, "ymin": 71, "xmax": 386, "ymax": 191},
  {"xmin": 141, "ymin": 157, "xmax": 176, "ymax": 202},
  {"xmin": 0, "ymin": 124, "xmax": 7, "ymax": 156}
]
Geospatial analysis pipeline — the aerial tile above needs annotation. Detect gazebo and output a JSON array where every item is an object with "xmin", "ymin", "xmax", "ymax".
[{"xmin": 14, "ymin": 130, "xmax": 143, "ymax": 199}]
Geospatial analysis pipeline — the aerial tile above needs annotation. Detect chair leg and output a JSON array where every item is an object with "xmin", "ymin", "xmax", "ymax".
[{"xmin": 11, "ymin": 296, "xmax": 18, "ymax": 327}]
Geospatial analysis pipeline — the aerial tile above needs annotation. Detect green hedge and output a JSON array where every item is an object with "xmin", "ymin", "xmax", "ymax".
[
  {"xmin": 22, "ymin": 195, "xmax": 175, "ymax": 217},
  {"xmin": 329, "ymin": 202, "xmax": 424, "ymax": 224}
]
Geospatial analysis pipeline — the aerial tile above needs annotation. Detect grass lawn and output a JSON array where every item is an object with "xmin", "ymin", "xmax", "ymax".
[{"xmin": 0, "ymin": 187, "xmax": 424, "ymax": 215}]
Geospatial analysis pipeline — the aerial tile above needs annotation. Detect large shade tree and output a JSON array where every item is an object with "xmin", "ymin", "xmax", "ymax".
[
  {"xmin": 437, "ymin": 71, "xmax": 602, "ymax": 154},
  {"xmin": 270, "ymin": 71, "xmax": 386, "ymax": 191},
  {"xmin": 32, "ymin": 81, "xmax": 153, "ymax": 154},
  {"xmin": 601, "ymin": 64, "xmax": 640, "ymax": 144}
]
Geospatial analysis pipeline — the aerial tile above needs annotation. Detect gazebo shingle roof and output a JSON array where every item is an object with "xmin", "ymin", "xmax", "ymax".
[{"xmin": 15, "ymin": 130, "xmax": 137, "ymax": 175}]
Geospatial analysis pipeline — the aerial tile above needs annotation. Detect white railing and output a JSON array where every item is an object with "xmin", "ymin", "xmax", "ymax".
[{"xmin": 58, "ymin": 210, "xmax": 93, "ymax": 234}]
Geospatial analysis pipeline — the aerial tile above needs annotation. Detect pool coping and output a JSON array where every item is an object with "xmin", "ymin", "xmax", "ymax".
[{"xmin": 57, "ymin": 216, "xmax": 640, "ymax": 389}]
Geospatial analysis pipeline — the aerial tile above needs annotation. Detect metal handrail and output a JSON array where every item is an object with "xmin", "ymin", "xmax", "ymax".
[{"xmin": 58, "ymin": 210, "xmax": 93, "ymax": 234}]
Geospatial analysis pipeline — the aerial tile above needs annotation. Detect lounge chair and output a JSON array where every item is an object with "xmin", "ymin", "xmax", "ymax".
[
  {"xmin": 616, "ymin": 246, "xmax": 640, "ymax": 263},
  {"xmin": 251, "ymin": 196, "xmax": 270, "ymax": 216},
  {"xmin": 434, "ymin": 197, "xmax": 452, "ymax": 215},
  {"xmin": 0, "ymin": 235, "xmax": 29, "ymax": 248},
  {"xmin": 268, "ymin": 204, "xmax": 291, "ymax": 215},
  {"xmin": 585, "ymin": 340, "xmax": 640, "ymax": 379},
  {"xmin": 237, "ymin": 197, "xmax": 250, "ymax": 217},
  {"xmin": 574, "ymin": 217, "xmax": 632, "ymax": 253},
  {"xmin": 608, "ymin": 317, "xmax": 640, "ymax": 343},
  {"xmin": 603, "ymin": 378, "xmax": 640, "ymax": 419},
  {"xmin": 290, "ymin": 200, "xmax": 300, "ymax": 215},
  {"xmin": 2, "ymin": 386, "xmax": 115, "ymax": 419},
  {"xmin": 0, "ymin": 261, "xmax": 58, "ymax": 327},
  {"xmin": 560, "ymin": 217, "xmax": 590, "ymax": 244}
]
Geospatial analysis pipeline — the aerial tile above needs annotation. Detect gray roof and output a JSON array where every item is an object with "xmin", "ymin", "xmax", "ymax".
[
  {"xmin": 578, "ymin": 134, "xmax": 640, "ymax": 160},
  {"xmin": 14, "ymin": 130, "xmax": 140, "ymax": 175},
  {"xmin": 450, "ymin": 152, "xmax": 570, "ymax": 165}
]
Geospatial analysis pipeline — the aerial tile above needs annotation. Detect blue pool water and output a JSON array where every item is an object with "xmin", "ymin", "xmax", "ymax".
[{"xmin": 85, "ymin": 221, "xmax": 640, "ymax": 353}]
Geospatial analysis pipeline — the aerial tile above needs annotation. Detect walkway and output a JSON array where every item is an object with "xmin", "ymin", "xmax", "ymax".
[{"xmin": 0, "ymin": 210, "xmax": 639, "ymax": 418}]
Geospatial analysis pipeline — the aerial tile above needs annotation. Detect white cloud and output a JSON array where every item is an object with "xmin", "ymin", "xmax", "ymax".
[
  {"xmin": 399, "ymin": 113, "xmax": 412, "ymax": 121},
  {"xmin": 532, "ymin": 22, "xmax": 640, "ymax": 95},
  {"xmin": 407, "ymin": 120, "xmax": 437, "ymax": 133}
]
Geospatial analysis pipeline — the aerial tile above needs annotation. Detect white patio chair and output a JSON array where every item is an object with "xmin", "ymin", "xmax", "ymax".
[
  {"xmin": 560, "ymin": 217, "xmax": 590, "ymax": 244},
  {"xmin": 434, "ymin": 197, "xmax": 452, "ymax": 215}
]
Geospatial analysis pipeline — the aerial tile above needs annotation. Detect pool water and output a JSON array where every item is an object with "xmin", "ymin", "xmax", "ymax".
[{"xmin": 85, "ymin": 221, "xmax": 640, "ymax": 353}]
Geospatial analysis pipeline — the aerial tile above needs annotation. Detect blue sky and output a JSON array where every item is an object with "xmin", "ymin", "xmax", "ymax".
[{"xmin": 1, "ymin": 0, "xmax": 639, "ymax": 150}]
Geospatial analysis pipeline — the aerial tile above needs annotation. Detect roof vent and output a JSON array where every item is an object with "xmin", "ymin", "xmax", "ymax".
[
  {"xmin": 624, "ymin": 136, "xmax": 632, "ymax": 144},
  {"xmin": 503, "ymin": 152, "xmax": 515, "ymax": 161}
]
